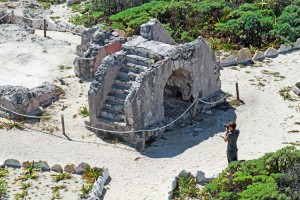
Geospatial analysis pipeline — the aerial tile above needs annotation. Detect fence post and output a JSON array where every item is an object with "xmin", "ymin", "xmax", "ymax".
[
  {"xmin": 235, "ymin": 82, "xmax": 240, "ymax": 100},
  {"xmin": 191, "ymin": 98, "xmax": 199, "ymax": 124},
  {"xmin": 43, "ymin": 19, "xmax": 46, "ymax": 38},
  {"xmin": 141, "ymin": 131, "xmax": 146, "ymax": 152},
  {"xmin": 61, "ymin": 114, "xmax": 65, "ymax": 135}
]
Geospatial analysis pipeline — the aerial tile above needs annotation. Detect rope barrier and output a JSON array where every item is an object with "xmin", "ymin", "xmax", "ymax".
[
  {"xmin": 0, "ymin": 11, "xmax": 11, "ymax": 20},
  {"xmin": 0, "ymin": 105, "xmax": 59, "ymax": 119}
]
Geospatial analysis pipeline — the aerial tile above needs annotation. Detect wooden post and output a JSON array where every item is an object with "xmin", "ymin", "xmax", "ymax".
[
  {"xmin": 61, "ymin": 114, "xmax": 65, "ymax": 135},
  {"xmin": 141, "ymin": 131, "xmax": 146, "ymax": 152},
  {"xmin": 191, "ymin": 98, "xmax": 199, "ymax": 124},
  {"xmin": 43, "ymin": 19, "xmax": 46, "ymax": 38},
  {"xmin": 235, "ymin": 82, "xmax": 240, "ymax": 100}
]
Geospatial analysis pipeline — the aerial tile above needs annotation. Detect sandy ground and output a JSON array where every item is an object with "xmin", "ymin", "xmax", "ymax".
[{"xmin": 0, "ymin": 24, "xmax": 300, "ymax": 199}]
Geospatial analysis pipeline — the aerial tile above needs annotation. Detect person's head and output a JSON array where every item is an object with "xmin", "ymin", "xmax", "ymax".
[{"xmin": 227, "ymin": 121, "xmax": 237, "ymax": 131}]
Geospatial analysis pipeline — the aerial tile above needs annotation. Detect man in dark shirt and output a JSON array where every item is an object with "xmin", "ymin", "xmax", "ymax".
[{"xmin": 224, "ymin": 121, "xmax": 239, "ymax": 164}]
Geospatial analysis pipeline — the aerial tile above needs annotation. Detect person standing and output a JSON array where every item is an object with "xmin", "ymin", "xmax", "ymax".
[{"xmin": 224, "ymin": 121, "xmax": 239, "ymax": 164}]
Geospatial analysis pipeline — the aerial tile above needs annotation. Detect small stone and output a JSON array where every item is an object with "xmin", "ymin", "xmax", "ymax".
[
  {"xmin": 22, "ymin": 161, "xmax": 31, "ymax": 168},
  {"xmin": 264, "ymin": 47, "xmax": 278, "ymax": 58},
  {"xmin": 0, "ymin": 162, "xmax": 4, "ymax": 168},
  {"xmin": 64, "ymin": 164, "xmax": 76, "ymax": 173},
  {"xmin": 196, "ymin": 170, "xmax": 205, "ymax": 183},
  {"xmin": 252, "ymin": 50, "xmax": 265, "ymax": 61},
  {"xmin": 76, "ymin": 162, "xmax": 91, "ymax": 175},
  {"xmin": 236, "ymin": 48, "xmax": 252, "ymax": 64},
  {"xmin": 294, "ymin": 38, "xmax": 300, "ymax": 49},
  {"xmin": 278, "ymin": 44, "xmax": 292, "ymax": 53},
  {"xmin": 111, "ymin": 31, "xmax": 119, "ymax": 37},
  {"xmin": 220, "ymin": 55, "xmax": 237, "ymax": 67},
  {"xmin": 51, "ymin": 164, "xmax": 63, "ymax": 173},
  {"xmin": 5, "ymin": 159, "xmax": 21, "ymax": 168},
  {"xmin": 35, "ymin": 161, "xmax": 50, "ymax": 171},
  {"xmin": 178, "ymin": 170, "xmax": 192, "ymax": 178},
  {"xmin": 115, "ymin": 30, "xmax": 127, "ymax": 38},
  {"xmin": 193, "ymin": 128, "xmax": 203, "ymax": 132}
]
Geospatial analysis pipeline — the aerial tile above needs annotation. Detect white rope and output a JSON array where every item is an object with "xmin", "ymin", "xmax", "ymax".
[
  {"xmin": 0, "ymin": 105, "xmax": 59, "ymax": 119},
  {"xmin": 0, "ymin": 11, "xmax": 11, "ymax": 20},
  {"xmin": 198, "ymin": 93, "xmax": 230, "ymax": 104}
]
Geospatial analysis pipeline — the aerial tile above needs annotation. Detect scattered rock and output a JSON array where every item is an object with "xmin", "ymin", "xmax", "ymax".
[
  {"xmin": 22, "ymin": 161, "xmax": 31, "ymax": 168},
  {"xmin": 35, "ymin": 161, "xmax": 50, "ymax": 171},
  {"xmin": 66, "ymin": 0, "xmax": 83, "ymax": 6},
  {"xmin": 220, "ymin": 55, "xmax": 237, "ymax": 67},
  {"xmin": 64, "ymin": 164, "xmax": 76, "ymax": 173},
  {"xmin": 252, "ymin": 50, "xmax": 265, "ymax": 61},
  {"xmin": 294, "ymin": 38, "xmax": 300, "ymax": 49},
  {"xmin": 5, "ymin": 159, "xmax": 21, "ymax": 168},
  {"xmin": 196, "ymin": 170, "xmax": 205, "ymax": 183},
  {"xmin": 114, "ymin": 30, "xmax": 127, "ymax": 38},
  {"xmin": 51, "ymin": 164, "xmax": 63, "ymax": 173},
  {"xmin": 0, "ymin": 162, "xmax": 4, "ymax": 168},
  {"xmin": 111, "ymin": 31, "xmax": 119, "ymax": 37},
  {"xmin": 178, "ymin": 170, "xmax": 192, "ymax": 178},
  {"xmin": 205, "ymin": 110, "xmax": 212, "ymax": 115},
  {"xmin": 264, "ymin": 47, "xmax": 278, "ymax": 58},
  {"xmin": 236, "ymin": 48, "xmax": 252, "ymax": 64},
  {"xmin": 76, "ymin": 162, "xmax": 91, "ymax": 175},
  {"xmin": 278, "ymin": 44, "xmax": 292, "ymax": 53},
  {"xmin": 193, "ymin": 128, "xmax": 203, "ymax": 132}
]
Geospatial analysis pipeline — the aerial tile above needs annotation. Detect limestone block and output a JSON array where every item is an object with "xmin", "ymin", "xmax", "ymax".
[
  {"xmin": 57, "ymin": 21, "xmax": 75, "ymax": 32},
  {"xmin": 45, "ymin": 19, "xmax": 58, "ymax": 31},
  {"xmin": 278, "ymin": 44, "xmax": 292, "ymax": 53},
  {"xmin": 10, "ymin": 14, "xmax": 23, "ymax": 24},
  {"xmin": 293, "ymin": 38, "xmax": 300, "ymax": 49},
  {"xmin": 196, "ymin": 170, "xmax": 205, "ymax": 183},
  {"xmin": 264, "ymin": 47, "xmax": 278, "ymax": 57},
  {"xmin": 51, "ymin": 164, "xmax": 63, "ymax": 173},
  {"xmin": 220, "ymin": 55, "xmax": 237, "ymax": 67},
  {"xmin": 236, "ymin": 48, "xmax": 252, "ymax": 64},
  {"xmin": 292, "ymin": 82, "xmax": 300, "ymax": 96},
  {"xmin": 74, "ymin": 25, "xmax": 86, "ymax": 34},
  {"xmin": 0, "ymin": 10, "xmax": 11, "ymax": 23},
  {"xmin": 114, "ymin": 30, "xmax": 127, "ymax": 38},
  {"xmin": 92, "ymin": 168, "xmax": 110, "ymax": 197},
  {"xmin": 64, "ymin": 164, "xmax": 76, "ymax": 173},
  {"xmin": 140, "ymin": 18, "xmax": 177, "ymax": 45},
  {"xmin": 76, "ymin": 162, "xmax": 91, "ymax": 175},
  {"xmin": 34, "ymin": 161, "xmax": 50, "ymax": 171},
  {"xmin": 168, "ymin": 177, "xmax": 177, "ymax": 200},
  {"xmin": 252, "ymin": 50, "xmax": 265, "ymax": 61},
  {"xmin": 5, "ymin": 159, "xmax": 21, "ymax": 168}
]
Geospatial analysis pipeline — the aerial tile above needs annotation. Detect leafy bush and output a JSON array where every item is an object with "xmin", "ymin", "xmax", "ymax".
[{"xmin": 199, "ymin": 146, "xmax": 300, "ymax": 199}]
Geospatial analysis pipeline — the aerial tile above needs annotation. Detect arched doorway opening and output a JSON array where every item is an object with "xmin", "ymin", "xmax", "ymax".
[{"xmin": 163, "ymin": 69, "xmax": 192, "ymax": 119}]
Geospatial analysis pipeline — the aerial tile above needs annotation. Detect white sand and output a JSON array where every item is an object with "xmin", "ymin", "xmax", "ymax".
[{"xmin": 0, "ymin": 26, "xmax": 300, "ymax": 199}]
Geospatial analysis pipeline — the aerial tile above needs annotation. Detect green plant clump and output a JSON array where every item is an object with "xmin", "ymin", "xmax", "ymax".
[{"xmin": 199, "ymin": 146, "xmax": 300, "ymax": 199}]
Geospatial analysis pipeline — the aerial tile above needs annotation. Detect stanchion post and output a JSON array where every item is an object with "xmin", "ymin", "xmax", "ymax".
[
  {"xmin": 142, "ymin": 131, "xmax": 146, "ymax": 152},
  {"xmin": 61, "ymin": 114, "xmax": 65, "ymax": 135},
  {"xmin": 236, "ymin": 82, "xmax": 240, "ymax": 100},
  {"xmin": 43, "ymin": 19, "xmax": 46, "ymax": 38}
]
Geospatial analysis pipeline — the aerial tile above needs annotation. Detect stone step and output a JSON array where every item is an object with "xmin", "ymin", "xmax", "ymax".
[
  {"xmin": 120, "ymin": 66, "xmax": 140, "ymax": 74},
  {"xmin": 124, "ymin": 47, "xmax": 163, "ymax": 60},
  {"xmin": 100, "ymin": 108, "xmax": 125, "ymax": 121},
  {"xmin": 125, "ymin": 54, "xmax": 153, "ymax": 67},
  {"xmin": 111, "ymin": 85, "xmax": 129, "ymax": 96},
  {"xmin": 115, "ymin": 79, "xmax": 132, "ymax": 89},
  {"xmin": 103, "ymin": 99, "xmax": 124, "ymax": 112},
  {"xmin": 118, "ymin": 71, "xmax": 139, "ymax": 80},
  {"xmin": 106, "ymin": 93, "xmax": 126, "ymax": 104},
  {"xmin": 126, "ymin": 62, "xmax": 148, "ymax": 73},
  {"xmin": 116, "ymin": 74, "xmax": 130, "ymax": 82},
  {"xmin": 97, "ymin": 115, "xmax": 126, "ymax": 125}
]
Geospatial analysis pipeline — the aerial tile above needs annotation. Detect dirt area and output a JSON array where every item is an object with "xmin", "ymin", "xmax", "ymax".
[{"xmin": 0, "ymin": 18, "xmax": 300, "ymax": 200}]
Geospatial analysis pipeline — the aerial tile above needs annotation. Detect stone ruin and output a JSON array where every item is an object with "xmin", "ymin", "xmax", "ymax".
[
  {"xmin": 84, "ymin": 19, "xmax": 222, "ymax": 145},
  {"xmin": 0, "ymin": 82, "xmax": 60, "ymax": 116}
]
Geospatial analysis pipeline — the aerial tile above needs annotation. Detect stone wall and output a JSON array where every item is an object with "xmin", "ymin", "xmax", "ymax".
[{"xmin": 0, "ymin": 82, "xmax": 60, "ymax": 115}]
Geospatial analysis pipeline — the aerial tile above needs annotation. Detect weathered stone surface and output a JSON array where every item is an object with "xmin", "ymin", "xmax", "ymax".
[
  {"xmin": 220, "ymin": 55, "xmax": 237, "ymax": 67},
  {"xmin": 196, "ymin": 170, "xmax": 205, "ymax": 183},
  {"xmin": 140, "ymin": 18, "xmax": 177, "ymax": 45},
  {"xmin": 252, "ymin": 50, "xmax": 265, "ymax": 61},
  {"xmin": 0, "ymin": 82, "xmax": 60, "ymax": 115},
  {"xmin": 278, "ymin": 44, "xmax": 292, "ymax": 53},
  {"xmin": 91, "ymin": 168, "xmax": 110, "ymax": 197},
  {"xmin": 5, "ymin": 159, "xmax": 21, "ymax": 168},
  {"xmin": 51, "ymin": 164, "xmax": 63, "ymax": 173},
  {"xmin": 193, "ymin": 128, "xmax": 203, "ymax": 132},
  {"xmin": 0, "ymin": 162, "xmax": 5, "ymax": 168},
  {"xmin": 88, "ymin": 19, "xmax": 221, "ymax": 145},
  {"xmin": 178, "ymin": 170, "xmax": 192, "ymax": 178},
  {"xmin": 168, "ymin": 177, "xmax": 177, "ymax": 200},
  {"xmin": 35, "ymin": 161, "xmax": 50, "ymax": 171},
  {"xmin": 236, "ymin": 48, "xmax": 252, "ymax": 64},
  {"xmin": 74, "ymin": 25, "xmax": 126, "ymax": 78},
  {"xmin": 76, "ymin": 162, "xmax": 91, "ymax": 174},
  {"xmin": 22, "ymin": 161, "xmax": 31, "ymax": 168},
  {"xmin": 294, "ymin": 38, "xmax": 300, "ymax": 49},
  {"xmin": 265, "ymin": 47, "xmax": 278, "ymax": 57},
  {"xmin": 292, "ymin": 82, "xmax": 300, "ymax": 96},
  {"xmin": 64, "ymin": 164, "xmax": 76, "ymax": 173}
]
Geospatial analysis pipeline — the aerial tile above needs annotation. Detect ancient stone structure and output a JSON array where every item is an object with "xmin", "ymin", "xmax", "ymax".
[
  {"xmin": 74, "ymin": 25, "xmax": 126, "ymax": 78},
  {"xmin": 88, "ymin": 19, "xmax": 222, "ymax": 144},
  {"xmin": 0, "ymin": 82, "xmax": 60, "ymax": 115}
]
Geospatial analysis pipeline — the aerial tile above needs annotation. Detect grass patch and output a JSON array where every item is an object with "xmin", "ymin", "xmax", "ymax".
[
  {"xmin": 79, "ymin": 106, "xmax": 89, "ymax": 117},
  {"xmin": 288, "ymin": 130, "xmax": 300, "ymax": 133},
  {"xmin": 228, "ymin": 99, "xmax": 243, "ymax": 107},
  {"xmin": 20, "ymin": 182, "xmax": 31, "ymax": 190},
  {"xmin": 279, "ymin": 87, "xmax": 295, "ymax": 101},
  {"xmin": 0, "ymin": 121, "xmax": 24, "ymax": 130},
  {"xmin": 79, "ymin": 184, "xmax": 93, "ymax": 198},
  {"xmin": 15, "ymin": 190, "xmax": 28, "ymax": 199},
  {"xmin": 0, "ymin": 178, "xmax": 7, "ymax": 198},
  {"xmin": 83, "ymin": 167, "xmax": 103, "ymax": 184},
  {"xmin": 173, "ymin": 175, "xmax": 199, "ymax": 199},
  {"xmin": 51, "ymin": 172, "xmax": 71, "ymax": 182},
  {"xmin": 261, "ymin": 70, "xmax": 285, "ymax": 79}
]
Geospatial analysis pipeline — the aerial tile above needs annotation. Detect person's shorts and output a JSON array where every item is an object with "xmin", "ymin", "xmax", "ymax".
[{"xmin": 227, "ymin": 151, "xmax": 238, "ymax": 163}]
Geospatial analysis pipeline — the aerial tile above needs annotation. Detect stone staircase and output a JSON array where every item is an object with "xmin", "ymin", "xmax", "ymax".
[{"xmin": 97, "ymin": 52, "xmax": 156, "ymax": 127}]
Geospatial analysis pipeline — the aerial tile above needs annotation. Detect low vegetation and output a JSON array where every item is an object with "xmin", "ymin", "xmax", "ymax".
[
  {"xmin": 51, "ymin": 172, "xmax": 72, "ymax": 182},
  {"xmin": 79, "ymin": 106, "xmax": 89, "ymax": 117},
  {"xmin": 172, "ymin": 146, "xmax": 300, "ymax": 199},
  {"xmin": 279, "ymin": 86, "xmax": 295, "ymax": 101}
]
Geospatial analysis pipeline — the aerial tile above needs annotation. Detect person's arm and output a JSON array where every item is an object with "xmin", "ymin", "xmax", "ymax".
[{"xmin": 224, "ymin": 131, "xmax": 229, "ymax": 142}]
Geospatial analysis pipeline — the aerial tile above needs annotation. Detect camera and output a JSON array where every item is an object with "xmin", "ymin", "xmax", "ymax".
[{"xmin": 223, "ymin": 124, "xmax": 227, "ymax": 127}]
